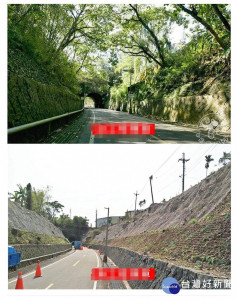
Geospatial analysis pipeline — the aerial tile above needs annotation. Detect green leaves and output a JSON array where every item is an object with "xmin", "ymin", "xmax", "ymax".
[{"xmin": 8, "ymin": 3, "xmax": 230, "ymax": 107}]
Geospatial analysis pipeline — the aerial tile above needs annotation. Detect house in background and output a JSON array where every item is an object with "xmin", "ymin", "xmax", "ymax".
[{"xmin": 97, "ymin": 216, "xmax": 121, "ymax": 227}]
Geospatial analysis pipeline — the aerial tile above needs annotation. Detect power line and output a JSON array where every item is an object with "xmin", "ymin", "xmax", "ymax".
[
  {"xmin": 139, "ymin": 145, "xmax": 182, "ymax": 196},
  {"xmin": 186, "ymin": 145, "xmax": 217, "ymax": 174},
  {"xmin": 139, "ymin": 179, "xmax": 149, "ymax": 195},
  {"xmin": 152, "ymin": 145, "xmax": 182, "ymax": 176}
]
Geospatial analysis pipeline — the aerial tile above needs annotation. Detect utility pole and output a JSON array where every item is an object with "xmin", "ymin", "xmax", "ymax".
[
  {"xmin": 69, "ymin": 209, "xmax": 71, "ymax": 219},
  {"xmin": 178, "ymin": 153, "xmax": 190, "ymax": 193},
  {"xmin": 95, "ymin": 209, "xmax": 97, "ymax": 228},
  {"xmin": 149, "ymin": 175, "xmax": 154, "ymax": 204},
  {"xmin": 103, "ymin": 207, "xmax": 109, "ymax": 263},
  {"xmin": 134, "ymin": 191, "xmax": 139, "ymax": 215}
]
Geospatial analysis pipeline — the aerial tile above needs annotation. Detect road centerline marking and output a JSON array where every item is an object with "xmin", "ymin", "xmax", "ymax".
[
  {"xmin": 89, "ymin": 109, "xmax": 96, "ymax": 144},
  {"xmin": 73, "ymin": 260, "xmax": 80, "ymax": 267},
  {"xmin": 45, "ymin": 283, "xmax": 54, "ymax": 289}
]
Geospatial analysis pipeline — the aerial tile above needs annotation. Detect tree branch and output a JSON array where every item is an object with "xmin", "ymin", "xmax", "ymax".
[
  {"xmin": 177, "ymin": 4, "xmax": 227, "ymax": 50},
  {"xmin": 129, "ymin": 4, "xmax": 166, "ymax": 67},
  {"xmin": 212, "ymin": 4, "xmax": 230, "ymax": 32}
]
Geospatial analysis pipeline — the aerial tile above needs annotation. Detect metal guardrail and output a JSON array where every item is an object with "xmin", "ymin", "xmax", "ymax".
[
  {"xmin": 8, "ymin": 107, "xmax": 84, "ymax": 135},
  {"xmin": 21, "ymin": 247, "xmax": 72, "ymax": 263}
]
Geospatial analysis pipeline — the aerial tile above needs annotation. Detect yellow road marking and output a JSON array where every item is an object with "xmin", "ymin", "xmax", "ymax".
[
  {"xmin": 73, "ymin": 260, "xmax": 80, "ymax": 267},
  {"xmin": 45, "ymin": 283, "xmax": 54, "ymax": 289}
]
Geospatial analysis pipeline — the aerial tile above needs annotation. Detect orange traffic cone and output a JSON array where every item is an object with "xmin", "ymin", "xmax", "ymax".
[
  {"xmin": 15, "ymin": 272, "xmax": 24, "ymax": 289},
  {"xmin": 34, "ymin": 260, "xmax": 42, "ymax": 277}
]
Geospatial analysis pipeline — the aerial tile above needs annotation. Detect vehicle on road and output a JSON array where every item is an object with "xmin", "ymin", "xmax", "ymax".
[
  {"xmin": 72, "ymin": 241, "xmax": 83, "ymax": 250},
  {"xmin": 8, "ymin": 246, "xmax": 21, "ymax": 270}
]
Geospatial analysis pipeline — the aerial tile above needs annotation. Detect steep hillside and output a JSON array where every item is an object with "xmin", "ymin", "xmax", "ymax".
[
  {"xmin": 87, "ymin": 164, "xmax": 231, "ymax": 277},
  {"xmin": 8, "ymin": 200, "xmax": 68, "ymax": 244},
  {"xmin": 8, "ymin": 47, "xmax": 83, "ymax": 130},
  {"xmin": 92, "ymin": 163, "xmax": 230, "ymax": 242}
]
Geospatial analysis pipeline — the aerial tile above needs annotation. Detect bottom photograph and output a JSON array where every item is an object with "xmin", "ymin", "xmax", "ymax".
[{"xmin": 8, "ymin": 144, "xmax": 231, "ymax": 292}]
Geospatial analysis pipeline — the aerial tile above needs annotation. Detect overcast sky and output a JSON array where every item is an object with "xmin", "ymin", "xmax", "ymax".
[{"xmin": 8, "ymin": 144, "xmax": 231, "ymax": 226}]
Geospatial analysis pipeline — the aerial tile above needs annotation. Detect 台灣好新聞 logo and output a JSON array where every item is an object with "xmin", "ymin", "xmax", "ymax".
[{"xmin": 162, "ymin": 277, "xmax": 180, "ymax": 294}]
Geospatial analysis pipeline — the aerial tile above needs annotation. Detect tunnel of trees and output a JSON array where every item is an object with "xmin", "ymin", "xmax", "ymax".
[{"xmin": 8, "ymin": 4, "xmax": 230, "ymax": 119}]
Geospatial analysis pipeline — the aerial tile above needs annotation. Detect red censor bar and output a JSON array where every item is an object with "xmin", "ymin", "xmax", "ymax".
[
  {"xmin": 91, "ymin": 123, "xmax": 155, "ymax": 135},
  {"xmin": 91, "ymin": 268, "xmax": 155, "ymax": 281}
]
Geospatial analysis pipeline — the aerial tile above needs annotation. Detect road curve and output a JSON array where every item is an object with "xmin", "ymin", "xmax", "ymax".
[{"xmin": 8, "ymin": 248, "xmax": 101, "ymax": 289}]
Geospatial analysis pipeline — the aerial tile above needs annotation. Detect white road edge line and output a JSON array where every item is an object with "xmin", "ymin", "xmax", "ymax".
[
  {"xmin": 89, "ymin": 109, "xmax": 96, "ymax": 144},
  {"xmin": 108, "ymin": 257, "xmax": 131, "ymax": 290},
  {"xmin": 73, "ymin": 260, "xmax": 80, "ymax": 267},
  {"xmin": 45, "ymin": 283, "xmax": 54, "ymax": 289},
  {"xmin": 93, "ymin": 249, "xmax": 100, "ymax": 290},
  {"xmin": 8, "ymin": 250, "xmax": 76, "ymax": 284}
]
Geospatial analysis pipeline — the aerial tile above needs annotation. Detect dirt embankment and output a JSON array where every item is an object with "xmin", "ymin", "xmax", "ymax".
[
  {"xmin": 91, "ymin": 163, "xmax": 230, "ymax": 242},
  {"xmin": 87, "ymin": 164, "xmax": 231, "ymax": 278}
]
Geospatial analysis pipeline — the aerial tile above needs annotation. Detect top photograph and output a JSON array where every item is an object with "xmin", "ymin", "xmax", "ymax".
[{"xmin": 7, "ymin": 3, "xmax": 231, "ymax": 144}]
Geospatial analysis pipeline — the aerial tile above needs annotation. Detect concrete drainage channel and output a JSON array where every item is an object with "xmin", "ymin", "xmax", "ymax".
[{"xmin": 89, "ymin": 244, "xmax": 230, "ymax": 289}]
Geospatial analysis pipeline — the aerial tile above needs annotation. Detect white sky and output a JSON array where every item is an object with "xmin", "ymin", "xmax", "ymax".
[{"xmin": 8, "ymin": 144, "xmax": 231, "ymax": 226}]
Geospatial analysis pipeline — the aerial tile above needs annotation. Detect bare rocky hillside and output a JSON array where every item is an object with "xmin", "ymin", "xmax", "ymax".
[
  {"xmin": 8, "ymin": 200, "xmax": 65, "ymax": 238},
  {"xmin": 91, "ymin": 163, "xmax": 230, "ymax": 243}
]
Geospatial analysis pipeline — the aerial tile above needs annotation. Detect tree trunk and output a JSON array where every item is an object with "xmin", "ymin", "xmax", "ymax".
[{"xmin": 177, "ymin": 4, "xmax": 227, "ymax": 51}]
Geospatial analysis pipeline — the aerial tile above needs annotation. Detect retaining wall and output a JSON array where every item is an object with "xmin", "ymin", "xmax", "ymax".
[
  {"xmin": 8, "ymin": 72, "xmax": 83, "ymax": 128},
  {"xmin": 12, "ymin": 244, "xmax": 71, "ymax": 260},
  {"xmin": 109, "ymin": 79, "xmax": 230, "ymax": 133},
  {"xmin": 89, "ymin": 244, "xmax": 229, "ymax": 289}
]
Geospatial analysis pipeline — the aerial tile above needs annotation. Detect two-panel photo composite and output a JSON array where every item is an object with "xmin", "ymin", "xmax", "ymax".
[{"xmin": 3, "ymin": 1, "xmax": 233, "ymax": 300}]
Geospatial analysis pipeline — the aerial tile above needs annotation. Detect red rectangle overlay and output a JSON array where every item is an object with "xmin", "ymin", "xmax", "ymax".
[
  {"xmin": 91, "ymin": 123, "xmax": 155, "ymax": 135},
  {"xmin": 91, "ymin": 268, "xmax": 155, "ymax": 281}
]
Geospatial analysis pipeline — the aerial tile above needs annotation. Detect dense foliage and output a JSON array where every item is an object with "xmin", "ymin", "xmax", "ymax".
[{"xmin": 8, "ymin": 4, "xmax": 230, "ymax": 107}]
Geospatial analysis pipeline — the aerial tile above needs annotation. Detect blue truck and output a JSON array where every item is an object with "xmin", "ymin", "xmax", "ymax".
[
  {"xmin": 8, "ymin": 246, "xmax": 21, "ymax": 270},
  {"xmin": 72, "ymin": 241, "xmax": 82, "ymax": 250}
]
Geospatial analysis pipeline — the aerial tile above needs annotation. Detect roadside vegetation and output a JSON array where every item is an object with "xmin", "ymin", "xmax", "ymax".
[
  {"xmin": 8, "ymin": 4, "xmax": 230, "ymax": 111},
  {"xmin": 8, "ymin": 184, "xmax": 89, "ymax": 241},
  {"xmin": 8, "ymin": 227, "xmax": 69, "ymax": 245}
]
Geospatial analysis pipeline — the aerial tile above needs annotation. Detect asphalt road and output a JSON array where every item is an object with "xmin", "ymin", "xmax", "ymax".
[
  {"xmin": 43, "ymin": 108, "xmax": 230, "ymax": 144},
  {"xmin": 8, "ymin": 248, "xmax": 101, "ymax": 289}
]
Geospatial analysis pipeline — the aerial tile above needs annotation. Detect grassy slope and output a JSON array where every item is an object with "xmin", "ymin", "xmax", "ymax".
[{"xmin": 8, "ymin": 227, "xmax": 69, "ymax": 245}]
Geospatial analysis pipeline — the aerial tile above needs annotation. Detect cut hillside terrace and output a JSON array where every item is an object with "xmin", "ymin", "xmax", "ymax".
[{"xmin": 86, "ymin": 163, "xmax": 231, "ymax": 278}]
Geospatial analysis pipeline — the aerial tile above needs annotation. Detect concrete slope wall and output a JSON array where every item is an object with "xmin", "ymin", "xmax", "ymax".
[
  {"xmin": 12, "ymin": 244, "xmax": 71, "ymax": 260},
  {"xmin": 89, "ymin": 244, "xmax": 229, "ymax": 289}
]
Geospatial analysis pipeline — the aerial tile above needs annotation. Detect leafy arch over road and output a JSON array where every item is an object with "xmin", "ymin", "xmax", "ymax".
[{"xmin": 8, "ymin": 4, "xmax": 230, "ymax": 114}]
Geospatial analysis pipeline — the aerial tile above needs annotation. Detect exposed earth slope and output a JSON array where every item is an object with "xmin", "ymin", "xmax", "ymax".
[{"xmin": 86, "ymin": 164, "xmax": 231, "ymax": 277}]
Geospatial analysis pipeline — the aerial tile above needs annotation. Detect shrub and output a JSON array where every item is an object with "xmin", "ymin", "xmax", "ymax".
[{"xmin": 189, "ymin": 219, "xmax": 198, "ymax": 224}]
